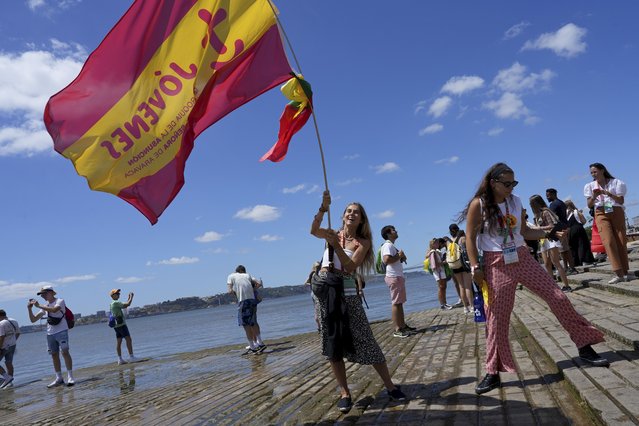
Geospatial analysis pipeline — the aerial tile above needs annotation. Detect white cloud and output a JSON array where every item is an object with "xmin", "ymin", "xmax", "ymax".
[
  {"xmin": 493, "ymin": 62, "xmax": 555, "ymax": 93},
  {"xmin": 373, "ymin": 162, "xmax": 400, "ymax": 174},
  {"xmin": 343, "ymin": 154, "xmax": 360, "ymax": 160},
  {"xmin": 282, "ymin": 184, "xmax": 305, "ymax": 194},
  {"xmin": 336, "ymin": 178, "xmax": 363, "ymax": 186},
  {"xmin": 258, "ymin": 234, "xmax": 283, "ymax": 242},
  {"xmin": 0, "ymin": 280, "xmax": 54, "ymax": 302},
  {"xmin": 375, "ymin": 210, "xmax": 395, "ymax": 219},
  {"xmin": 419, "ymin": 123, "xmax": 444, "ymax": 136},
  {"xmin": 115, "ymin": 276, "xmax": 149, "ymax": 284},
  {"xmin": 487, "ymin": 127, "xmax": 504, "ymax": 136},
  {"xmin": 414, "ymin": 100, "xmax": 428, "ymax": 115},
  {"xmin": 435, "ymin": 156, "xmax": 459, "ymax": 165},
  {"xmin": 569, "ymin": 173, "xmax": 590, "ymax": 182},
  {"xmin": 194, "ymin": 231, "xmax": 224, "ymax": 243},
  {"xmin": 428, "ymin": 96, "xmax": 452, "ymax": 118},
  {"xmin": 205, "ymin": 247, "xmax": 228, "ymax": 254},
  {"xmin": 55, "ymin": 274, "xmax": 97, "ymax": 283},
  {"xmin": 504, "ymin": 22, "xmax": 530, "ymax": 40},
  {"xmin": 27, "ymin": 0, "xmax": 82, "ymax": 12},
  {"xmin": 0, "ymin": 41, "xmax": 86, "ymax": 157},
  {"xmin": 441, "ymin": 76, "xmax": 485, "ymax": 95},
  {"xmin": 483, "ymin": 92, "xmax": 533, "ymax": 120},
  {"xmin": 149, "ymin": 256, "xmax": 200, "ymax": 266},
  {"xmin": 306, "ymin": 184, "xmax": 320, "ymax": 194},
  {"xmin": 522, "ymin": 23, "xmax": 587, "ymax": 58},
  {"xmin": 234, "ymin": 205, "xmax": 281, "ymax": 222}
]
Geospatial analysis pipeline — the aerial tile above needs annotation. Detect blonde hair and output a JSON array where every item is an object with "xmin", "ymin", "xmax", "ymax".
[{"xmin": 429, "ymin": 238, "xmax": 439, "ymax": 250}]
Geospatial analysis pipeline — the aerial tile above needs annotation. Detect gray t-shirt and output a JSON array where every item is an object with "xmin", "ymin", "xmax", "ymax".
[
  {"xmin": 0, "ymin": 318, "xmax": 19, "ymax": 348},
  {"xmin": 227, "ymin": 272, "xmax": 255, "ymax": 302}
]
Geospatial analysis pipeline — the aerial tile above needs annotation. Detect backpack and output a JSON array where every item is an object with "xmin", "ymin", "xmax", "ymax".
[
  {"xmin": 64, "ymin": 307, "xmax": 75, "ymax": 329},
  {"xmin": 423, "ymin": 250, "xmax": 433, "ymax": 273},
  {"xmin": 108, "ymin": 312, "xmax": 116, "ymax": 328},
  {"xmin": 446, "ymin": 238, "xmax": 463, "ymax": 269},
  {"xmin": 375, "ymin": 240, "xmax": 392, "ymax": 274}
]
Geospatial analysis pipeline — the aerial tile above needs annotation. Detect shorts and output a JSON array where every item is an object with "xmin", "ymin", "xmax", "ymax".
[
  {"xmin": 541, "ymin": 239, "xmax": 561, "ymax": 253},
  {"xmin": 0, "ymin": 345, "xmax": 16, "ymax": 363},
  {"xmin": 432, "ymin": 268, "xmax": 447, "ymax": 281},
  {"xmin": 238, "ymin": 299, "xmax": 258, "ymax": 327},
  {"xmin": 114, "ymin": 325, "xmax": 131, "ymax": 339},
  {"xmin": 384, "ymin": 276, "xmax": 406, "ymax": 304},
  {"xmin": 47, "ymin": 330, "xmax": 69, "ymax": 354}
]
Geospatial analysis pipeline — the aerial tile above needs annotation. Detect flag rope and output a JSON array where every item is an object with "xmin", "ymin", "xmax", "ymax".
[{"xmin": 267, "ymin": 0, "xmax": 332, "ymax": 229}]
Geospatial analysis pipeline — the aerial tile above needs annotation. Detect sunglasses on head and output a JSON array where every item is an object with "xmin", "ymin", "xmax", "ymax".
[{"xmin": 495, "ymin": 180, "xmax": 519, "ymax": 188}]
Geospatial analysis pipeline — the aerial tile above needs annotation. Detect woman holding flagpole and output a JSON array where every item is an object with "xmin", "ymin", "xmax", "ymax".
[{"xmin": 310, "ymin": 190, "xmax": 406, "ymax": 413}]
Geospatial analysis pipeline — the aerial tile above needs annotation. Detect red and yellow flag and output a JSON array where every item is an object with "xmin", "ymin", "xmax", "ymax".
[
  {"xmin": 260, "ymin": 74, "xmax": 312, "ymax": 162},
  {"xmin": 44, "ymin": 0, "xmax": 292, "ymax": 224}
]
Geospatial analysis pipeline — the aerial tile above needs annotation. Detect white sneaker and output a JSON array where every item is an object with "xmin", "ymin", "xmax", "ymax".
[
  {"xmin": 47, "ymin": 378, "xmax": 65, "ymax": 388},
  {"xmin": 1, "ymin": 377, "xmax": 14, "ymax": 389},
  {"xmin": 440, "ymin": 304, "xmax": 453, "ymax": 310},
  {"xmin": 608, "ymin": 276, "xmax": 623, "ymax": 284},
  {"xmin": 463, "ymin": 307, "xmax": 469, "ymax": 314},
  {"xmin": 128, "ymin": 355, "xmax": 140, "ymax": 363},
  {"xmin": 66, "ymin": 377, "xmax": 75, "ymax": 387}
]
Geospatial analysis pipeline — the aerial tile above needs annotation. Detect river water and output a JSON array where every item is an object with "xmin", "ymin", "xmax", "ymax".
[{"xmin": 10, "ymin": 272, "xmax": 460, "ymax": 386}]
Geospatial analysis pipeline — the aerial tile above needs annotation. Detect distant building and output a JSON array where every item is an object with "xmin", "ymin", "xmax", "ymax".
[
  {"xmin": 633, "ymin": 216, "xmax": 639, "ymax": 226},
  {"xmin": 75, "ymin": 313, "xmax": 82, "ymax": 319},
  {"xmin": 96, "ymin": 310, "xmax": 107, "ymax": 318}
]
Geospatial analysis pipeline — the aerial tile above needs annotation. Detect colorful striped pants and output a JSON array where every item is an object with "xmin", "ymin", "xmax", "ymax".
[{"xmin": 483, "ymin": 246, "xmax": 604, "ymax": 374}]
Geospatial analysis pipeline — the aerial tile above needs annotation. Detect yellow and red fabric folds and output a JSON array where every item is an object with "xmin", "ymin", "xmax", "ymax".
[
  {"xmin": 260, "ymin": 74, "xmax": 312, "ymax": 162},
  {"xmin": 44, "ymin": 0, "xmax": 292, "ymax": 224}
]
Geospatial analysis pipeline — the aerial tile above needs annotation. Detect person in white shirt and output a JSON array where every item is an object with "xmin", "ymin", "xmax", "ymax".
[
  {"xmin": 0, "ymin": 309, "xmax": 20, "ymax": 389},
  {"xmin": 27, "ymin": 285, "xmax": 75, "ymax": 388},
  {"xmin": 227, "ymin": 265, "xmax": 266, "ymax": 353},
  {"xmin": 380, "ymin": 225, "xmax": 415, "ymax": 338},
  {"xmin": 584, "ymin": 162, "xmax": 630, "ymax": 284}
]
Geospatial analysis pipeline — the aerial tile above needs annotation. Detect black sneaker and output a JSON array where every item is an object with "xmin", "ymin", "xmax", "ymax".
[
  {"xmin": 561, "ymin": 285, "xmax": 572, "ymax": 293},
  {"xmin": 337, "ymin": 396, "xmax": 353, "ymax": 413},
  {"xmin": 475, "ymin": 373, "xmax": 500, "ymax": 395},
  {"xmin": 578, "ymin": 345, "xmax": 610, "ymax": 367},
  {"xmin": 402, "ymin": 324, "xmax": 417, "ymax": 331},
  {"xmin": 387, "ymin": 385, "xmax": 407, "ymax": 401},
  {"xmin": 256, "ymin": 344, "xmax": 267, "ymax": 353}
]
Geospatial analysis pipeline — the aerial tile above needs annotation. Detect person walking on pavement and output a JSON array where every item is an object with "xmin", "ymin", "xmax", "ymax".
[
  {"xmin": 0, "ymin": 309, "xmax": 20, "ymax": 389},
  {"xmin": 228, "ymin": 265, "xmax": 266, "ymax": 354},
  {"xmin": 109, "ymin": 289, "xmax": 140, "ymax": 365}
]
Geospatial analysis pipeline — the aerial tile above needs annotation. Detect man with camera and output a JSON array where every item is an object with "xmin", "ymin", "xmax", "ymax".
[
  {"xmin": 27, "ymin": 285, "xmax": 75, "ymax": 387},
  {"xmin": 109, "ymin": 289, "xmax": 140, "ymax": 365}
]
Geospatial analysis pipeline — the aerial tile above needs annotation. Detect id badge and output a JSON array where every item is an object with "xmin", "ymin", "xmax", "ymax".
[
  {"xmin": 604, "ymin": 202, "xmax": 613, "ymax": 214},
  {"xmin": 502, "ymin": 241, "xmax": 519, "ymax": 265}
]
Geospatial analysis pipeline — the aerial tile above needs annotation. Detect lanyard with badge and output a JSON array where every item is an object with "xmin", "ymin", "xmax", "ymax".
[
  {"xmin": 497, "ymin": 201, "xmax": 519, "ymax": 264},
  {"xmin": 597, "ymin": 182, "xmax": 614, "ymax": 213}
]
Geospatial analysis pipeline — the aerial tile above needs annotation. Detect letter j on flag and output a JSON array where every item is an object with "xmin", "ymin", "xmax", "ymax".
[{"xmin": 44, "ymin": 0, "xmax": 293, "ymax": 224}]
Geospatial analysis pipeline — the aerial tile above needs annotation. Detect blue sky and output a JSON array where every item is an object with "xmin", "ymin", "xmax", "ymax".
[{"xmin": 1, "ymin": 0, "xmax": 637, "ymax": 325}]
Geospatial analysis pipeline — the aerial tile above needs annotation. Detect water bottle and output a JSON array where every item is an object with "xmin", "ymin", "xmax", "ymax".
[{"xmin": 473, "ymin": 281, "xmax": 486, "ymax": 323}]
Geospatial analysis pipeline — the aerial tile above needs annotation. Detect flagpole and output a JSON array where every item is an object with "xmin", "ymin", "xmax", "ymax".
[{"xmin": 267, "ymin": 0, "xmax": 332, "ymax": 228}]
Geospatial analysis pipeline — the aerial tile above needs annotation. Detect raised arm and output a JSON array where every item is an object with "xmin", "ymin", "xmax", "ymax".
[{"xmin": 310, "ymin": 191, "xmax": 331, "ymax": 239}]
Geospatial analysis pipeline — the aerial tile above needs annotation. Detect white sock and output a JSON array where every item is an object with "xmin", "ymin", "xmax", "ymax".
[
  {"xmin": 255, "ymin": 336, "xmax": 264, "ymax": 346},
  {"xmin": 67, "ymin": 370, "xmax": 74, "ymax": 380},
  {"xmin": 1, "ymin": 373, "xmax": 8, "ymax": 381},
  {"xmin": 55, "ymin": 371, "xmax": 63, "ymax": 380}
]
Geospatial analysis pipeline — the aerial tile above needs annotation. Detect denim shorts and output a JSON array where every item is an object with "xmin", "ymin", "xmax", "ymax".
[
  {"xmin": 238, "ymin": 299, "xmax": 258, "ymax": 326},
  {"xmin": 47, "ymin": 330, "xmax": 69, "ymax": 354},
  {"xmin": 0, "ymin": 345, "xmax": 16, "ymax": 363}
]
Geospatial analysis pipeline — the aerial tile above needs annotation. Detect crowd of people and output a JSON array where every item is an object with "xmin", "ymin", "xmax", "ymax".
[
  {"xmin": 307, "ymin": 161, "xmax": 629, "ymax": 410},
  {"xmin": 1, "ymin": 161, "xmax": 630, "ymax": 415}
]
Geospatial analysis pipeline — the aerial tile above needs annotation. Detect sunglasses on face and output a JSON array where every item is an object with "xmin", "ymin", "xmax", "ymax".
[{"xmin": 495, "ymin": 180, "xmax": 519, "ymax": 188}]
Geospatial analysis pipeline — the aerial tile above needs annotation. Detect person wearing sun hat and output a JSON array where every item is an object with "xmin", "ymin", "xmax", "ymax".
[
  {"xmin": 27, "ymin": 285, "xmax": 75, "ymax": 388},
  {"xmin": 109, "ymin": 288, "xmax": 139, "ymax": 365}
]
